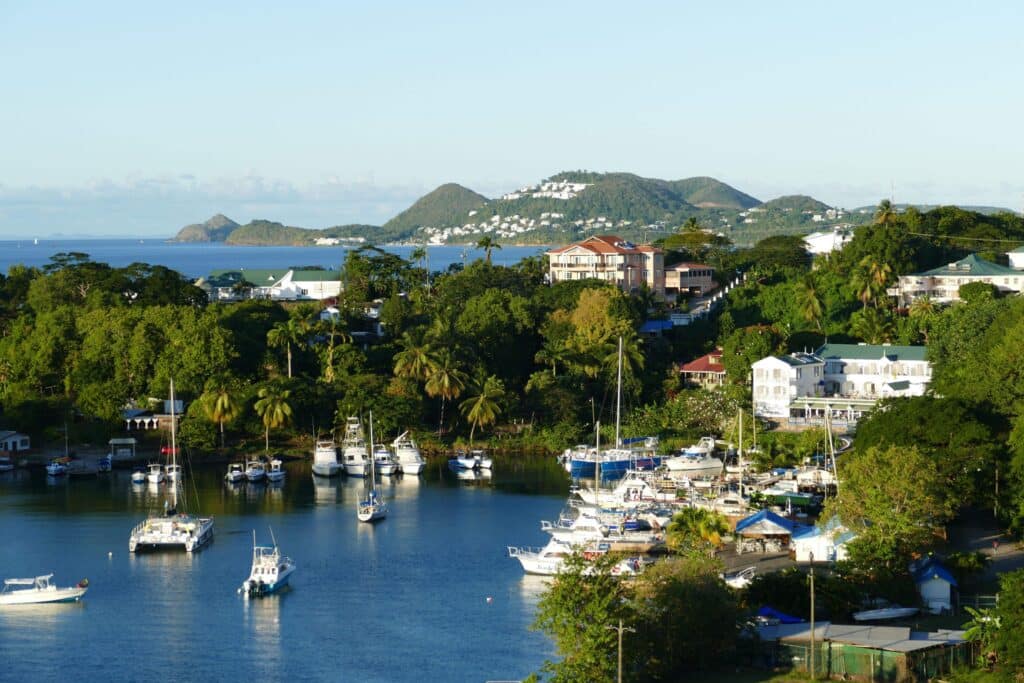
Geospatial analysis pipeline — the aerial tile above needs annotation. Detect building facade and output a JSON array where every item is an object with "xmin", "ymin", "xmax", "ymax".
[
  {"xmin": 664, "ymin": 262, "xmax": 715, "ymax": 299},
  {"xmin": 197, "ymin": 269, "xmax": 342, "ymax": 302},
  {"xmin": 679, "ymin": 350, "xmax": 726, "ymax": 389},
  {"xmin": 889, "ymin": 254, "xmax": 1024, "ymax": 305},
  {"xmin": 547, "ymin": 235, "xmax": 664, "ymax": 297}
]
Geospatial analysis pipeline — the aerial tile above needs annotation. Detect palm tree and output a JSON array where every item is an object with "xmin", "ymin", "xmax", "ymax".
[
  {"xmin": 253, "ymin": 385, "xmax": 292, "ymax": 453},
  {"xmin": 410, "ymin": 245, "xmax": 427, "ymax": 269},
  {"xmin": 680, "ymin": 216, "xmax": 702, "ymax": 232},
  {"xmin": 266, "ymin": 318, "xmax": 308, "ymax": 378},
  {"xmin": 794, "ymin": 275, "xmax": 824, "ymax": 331},
  {"xmin": 874, "ymin": 199, "xmax": 897, "ymax": 226},
  {"xmin": 317, "ymin": 315, "xmax": 351, "ymax": 384},
  {"xmin": 850, "ymin": 308, "xmax": 893, "ymax": 345},
  {"xmin": 424, "ymin": 349, "xmax": 468, "ymax": 435},
  {"xmin": 459, "ymin": 374, "xmax": 505, "ymax": 443},
  {"xmin": 476, "ymin": 236, "xmax": 501, "ymax": 264},
  {"xmin": 393, "ymin": 330, "xmax": 438, "ymax": 383},
  {"xmin": 200, "ymin": 376, "xmax": 240, "ymax": 449},
  {"xmin": 850, "ymin": 266, "xmax": 875, "ymax": 310},
  {"xmin": 860, "ymin": 256, "xmax": 893, "ymax": 308},
  {"xmin": 665, "ymin": 508, "xmax": 730, "ymax": 556}
]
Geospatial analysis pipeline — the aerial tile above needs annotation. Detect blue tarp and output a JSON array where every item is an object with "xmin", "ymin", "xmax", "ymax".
[
  {"xmin": 639, "ymin": 319, "xmax": 674, "ymax": 334},
  {"xmin": 757, "ymin": 606, "xmax": 805, "ymax": 624}
]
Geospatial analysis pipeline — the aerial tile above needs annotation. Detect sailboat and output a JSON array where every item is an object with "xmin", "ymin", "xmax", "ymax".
[
  {"xmin": 357, "ymin": 411, "xmax": 387, "ymax": 523},
  {"xmin": 128, "ymin": 381, "xmax": 214, "ymax": 553}
]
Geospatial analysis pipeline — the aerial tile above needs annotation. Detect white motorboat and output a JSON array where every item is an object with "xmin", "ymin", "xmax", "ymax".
[
  {"xmin": 46, "ymin": 458, "xmax": 69, "ymax": 477},
  {"xmin": 341, "ymin": 416, "xmax": 368, "ymax": 477},
  {"xmin": 574, "ymin": 470, "xmax": 680, "ymax": 507},
  {"xmin": 311, "ymin": 439, "xmax": 342, "ymax": 477},
  {"xmin": 663, "ymin": 451, "xmax": 724, "ymax": 478},
  {"xmin": 130, "ymin": 466, "xmax": 147, "ymax": 484},
  {"xmin": 852, "ymin": 606, "xmax": 919, "ymax": 622},
  {"xmin": 508, "ymin": 538, "xmax": 643, "ymax": 577},
  {"xmin": 357, "ymin": 412, "xmax": 387, "ymax": 523},
  {"xmin": 448, "ymin": 451, "xmax": 478, "ymax": 470},
  {"xmin": 722, "ymin": 566, "xmax": 756, "ymax": 590},
  {"xmin": 224, "ymin": 462, "xmax": 245, "ymax": 483},
  {"xmin": 471, "ymin": 449, "xmax": 493, "ymax": 470},
  {"xmin": 165, "ymin": 463, "xmax": 183, "ymax": 482},
  {"xmin": 129, "ymin": 380, "xmax": 214, "ymax": 554},
  {"xmin": 392, "ymin": 432, "xmax": 425, "ymax": 475},
  {"xmin": 266, "ymin": 458, "xmax": 286, "ymax": 482},
  {"xmin": 372, "ymin": 445, "xmax": 399, "ymax": 476},
  {"xmin": 240, "ymin": 529, "xmax": 296, "ymax": 598},
  {"xmin": 0, "ymin": 574, "xmax": 88, "ymax": 605},
  {"xmin": 145, "ymin": 462, "xmax": 165, "ymax": 484},
  {"xmin": 245, "ymin": 459, "xmax": 266, "ymax": 482}
]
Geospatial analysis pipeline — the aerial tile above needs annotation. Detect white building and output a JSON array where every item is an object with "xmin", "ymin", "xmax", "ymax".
[
  {"xmin": 547, "ymin": 235, "xmax": 665, "ymax": 297},
  {"xmin": 889, "ymin": 254, "xmax": 1024, "ymax": 305},
  {"xmin": 803, "ymin": 228, "xmax": 853, "ymax": 255},
  {"xmin": 0, "ymin": 430, "xmax": 30, "ymax": 453},
  {"xmin": 198, "ymin": 269, "xmax": 342, "ymax": 302},
  {"xmin": 752, "ymin": 343, "xmax": 931, "ymax": 426},
  {"xmin": 790, "ymin": 518, "xmax": 854, "ymax": 563},
  {"xmin": 1008, "ymin": 245, "xmax": 1024, "ymax": 270}
]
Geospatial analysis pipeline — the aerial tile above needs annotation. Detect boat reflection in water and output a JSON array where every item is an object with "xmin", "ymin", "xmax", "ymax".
[
  {"xmin": 453, "ymin": 468, "xmax": 493, "ymax": 484},
  {"xmin": 312, "ymin": 475, "xmax": 341, "ymax": 506}
]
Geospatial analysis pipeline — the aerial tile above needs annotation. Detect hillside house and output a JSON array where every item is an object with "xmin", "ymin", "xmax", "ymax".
[
  {"xmin": 547, "ymin": 235, "xmax": 665, "ymax": 297},
  {"xmin": 0, "ymin": 430, "xmax": 30, "ymax": 453},
  {"xmin": 888, "ymin": 254, "xmax": 1024, "ymax": 305},
  {"xmin": 197, "ymin": 269, "xmax": 342, "ymax": 302},
  {"xmin": 664, "ymin": 262, "xmax": 716, "ymax": 300},
  {"xmin": 752, "ymin": 343, "xmax": 930, "ymax": 426},
  {"xmin": 679, "ymin": 350, "xmax": 726, "ymax": 389},
  {"xmin": 803, "ymin": 228, "xmax": 853, "ymax": 255},
  {"xmin": 1008, "ymin": 245, "xmax": 1024, "ymax": 269}
]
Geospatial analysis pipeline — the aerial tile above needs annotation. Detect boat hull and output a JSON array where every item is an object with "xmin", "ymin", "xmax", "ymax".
[
  {"xmin": 0, "ymin": 587, "xmax": 87, "ymax": 605},
  {"xmin": 312, "ymin": 462, "xmax": 342, "ymax": 477},
  {"xmin": 569, "ymin": 456, "xmax": 662, "ymax": 481},
  {"xmin": 345, "ymin": 463, "xmax": 367, "ymax": 477},
  {"xmin": 397, "ymin": 461, "xmax": 425, "ymax": 475},
  {"xmin": 243, "ymin": 565, "xmax": 295, "ymax": 597}
]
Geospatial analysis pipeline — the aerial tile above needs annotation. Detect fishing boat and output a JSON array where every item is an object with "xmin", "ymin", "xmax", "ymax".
[
  {"xmin": 46, "ymin": 458, "xmax": 69, "ymax": 477},
  {"xmin": 311, "ymin": 438, "xmax": 342, "ymax": 477},
  {"xmin": 852, "ymin": 606, "xmax": 919, "ymax": 622},
  {"xmin": 145, "ymin": 462, "xmax": 165, "ymax": 484},
  {"xmin": 164, "ymin": 463, "xmax": 183, "ymax": 482},
  {"xmin": 266, "ymin": 458, "xmax": 286, "ymax": 482},
  {"xmin": 470, "ymin": 449, "xmax": 493, "ymax": 470},
  {"xmin": 128, "ymin": 381, "xmax": 214, "ymax": 553},
  {"xmin": 224, "ymin": 462, "xmax": 245, "ymax": 483},
  {"xmin": 341, "ymin": 416, "xmax": 368, "ymax": 477},
  {"xmin": 392, "ymin": 431, "xmax": 425, "ymax": 475},
  {"xmin": 372, "ymin": 444, "xmax": 399, "ymax": 476},
  {"xmin": 357, "ymin": 412, "xmax": 387, "ymax": 523},
  {"xmin": 130, "ymin": 466, "xmax": 147, "ymax": 484},
  {"xmin": 0, "ymin": 575, "xmax": 88, "ymax": 605},
  {"xmin": 245, "ymin": 458, "xmax": 266, "ymax": 482},
  {"xmin": 240, "ymin": 529, "xmax": 295, "ymax": 598},
  {"xmin": 448, "ymin": 451, "xmax": 478, "ymax": 470}
]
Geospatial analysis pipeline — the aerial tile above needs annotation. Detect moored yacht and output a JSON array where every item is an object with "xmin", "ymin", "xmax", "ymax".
[
  {"xmin": 240, "ymin": 529, "xmax": 295, "ymax": 597},
  {"xmin": 471, "ymin": 449, "xmax": 492, "ymax": 470},
  {"xmin": 145, "ymin": 462, "xmax": 165, "ymax": 484},
  {"xmin": 508, "ymin": 537, "xmax": 643, "ymax": 577},
  {"xmin": 46, "ymin": 458, "xmax": 69, "ymax": 477},
  {"xmin": 225, "ymin": 462, "xmax": 245, "ymax": 483},
  {"xmin": 164, "ymin": 463, "xmax": 183, "ymax": 482},
  {"xmin": 448, "ymin": 451, "xmax": 478, "ymax": 470},
  {"xmin": 311, "ymin": 439, "xmax": 342, "ymax": 477},
  {"xmin": 245, "ymin": 459, "xmax": 266, "ymax": 482},
  {"xmin": 372, "ymin": 444, "xmax": 399, "ymax": 476},
  {"xmin": 266, "ymin": 458, "xmax": 286, "ymax": 482},
  {"xmin": 341, "ymin": 416, "xmax": 368, "ymax": 477},
  {"xmin": 392, "ymin": 432, "xmax": 425, "ymax": 475},
  {"xmin": 357, "ymin": 412, "xmax": 387, "ymax": 523},
  {"xmin": 130, "ymin": 466, "xmax": 147, "ymax": 484}
]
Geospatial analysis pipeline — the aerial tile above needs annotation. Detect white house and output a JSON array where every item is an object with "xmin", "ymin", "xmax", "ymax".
[
  {"xmin": 790, "ymin": 518, "xmax": 854, "ymax": 563},
  {"xmin": 1008, "ymin": 245, "xmax": 1024, "ymax": 270},
  {"xmin": 753, "ymin": 343, "xmax": 931, "ymax": 425},
  {"xmin": 197, "ymin": 269, "xmax": 342, "ymax": 302},
  {"xmin": 911, "ymin": 557, "xmax": 957, "ymax": 614},
  {"xmin": 0, "ymin": 430, "xmax": 30, "ymax": 453},
  {"xmin": 803, "ymin": 228, "xmax": 853, "ymax": 255},
  {"xmin": 889, "ymin": 254, "xmax": 1024, "ymax": 305}
]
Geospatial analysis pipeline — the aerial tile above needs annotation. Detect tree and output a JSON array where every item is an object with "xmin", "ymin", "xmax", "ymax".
[
  {"xmin": 475, "ymin": 235, "xmax": 501, "ymax": 264},
  {"xmin": 822, "ymin": 444, "xmax": 956, "ymax": 572},
  {"xmin": 253, "ymin": 385, "xmax": 292, "ymax": 453},
  {"xmin": 794, "ymin": 274, "xmax": 824, "ymax": 331},
  {"xmin": 850, "ymin": 307, "xmax": 893, "ymax": 344},
  {"xmin": 393, "ymin": 330, "xmax": 438, "ymax": 384},
  {"xmin": 266, "ymin": 318, "xmax": 308, "ymax": 378},
  {"xmin": 200, "ymin": 375, "xmax": 241, "ymax": 449},
  {"xmin": 874, "ymin": 199, "xmax": 897, "ymax": 226},
  {"xmin": 424, "ymin": 349, "xmax": 468, "ymax": 434},
  {"xmin": 665, "ymin": 507, "xmax": 730, "ymax": 556},
  {"xmin": 317, "ymin": 314, "xmax": 352, "ymax": 384},
  {"xmin": 459, "ymin": 374, "xmax": 505, "ymax": 443},
  {"xmin": 992, "ymin": 569, "xmax": 1024, "ymax": 674}
]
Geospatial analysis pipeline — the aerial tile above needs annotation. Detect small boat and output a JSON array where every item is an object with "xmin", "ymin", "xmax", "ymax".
[
  {"xmin": 357, "ymin": 412, "xmax": 387, "ymax": 523},
  {"xmin": 722, "ymin": 566, "xmax": 756, "ymax": 590},
  {"xmin": 266, "ymin": 458, "xmax": 286, "ymax": 482},
  {"xmin": 165, "ymin": 463, "xmax": 183, "ymax": 482},
  {"xmin": 372, "ymin": 445, "xmax": 399, "ymax": 476},
  {"xmin": 852, "ymin": 606, "xmax": 919, "ymax": 622},
  {"xmin": 224, "ymin": 463, "xmax": 245, "ymax": 483},
  {"xmin": 0, "ymin": 574, "xmax": 88, "ymax": 606},
  {"xmin": 245, "ymin": 459, "xmax": 266, "ymax": 482},
  {"xmin": 130, "ymin": 467, "xmax": 147, "ymax": 484},
  {"xmin": 392, "ymin": 432, "xmax": 425, "ymax": 475},
  {"xmin": 508, "ymin": 538, "xmax": 643, "ymax": 577},
  {"xmin": 46, "ymin": 459, "xmax": 69, "ymax": 477},
  {"xmin": 471, "ymin": 449, "xmax": 493, "ymax": 470},
  {"xmin": 145, "ymin": 462, "xmax": 165, "ymax": 484},
  {"xmin": 312, "ymin": 439, "xmax": 342, "ymax": 477},
  {"xmin": 448, "ymin": 451, "xmax": 478, "ymax": 470},
  {"xmin": 240, "ymin": 529, "xmax": 295, "ymax": 598}
]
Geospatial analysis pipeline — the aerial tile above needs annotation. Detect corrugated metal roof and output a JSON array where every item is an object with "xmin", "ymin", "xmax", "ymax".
[
  {"xmin": 816, "ymin": 343, "xmax": 928, "ymax": 362},
  {"xmin": 918, "ymin": 253, "xmax": 1020, "ymax": 277}
]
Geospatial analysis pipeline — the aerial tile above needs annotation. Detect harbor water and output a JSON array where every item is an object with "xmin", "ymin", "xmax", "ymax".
[{"xmin": 0, "ymin": 458, "xmax": 568, "ymax": 682}]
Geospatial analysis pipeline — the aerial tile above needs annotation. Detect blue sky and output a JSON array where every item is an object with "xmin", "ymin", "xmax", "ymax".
[{"xmin": 1, "ymin": 1, "xmax": 1022, "ymax": 236}]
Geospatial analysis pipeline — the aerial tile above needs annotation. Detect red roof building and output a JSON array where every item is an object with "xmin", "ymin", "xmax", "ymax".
[
  {"xmin": 679, "ymin": 350, "xmax": 726, "ymax": 389},
  {"xmin": 547, "ymin": 235, "xmax": 665, "ymax": 297}
]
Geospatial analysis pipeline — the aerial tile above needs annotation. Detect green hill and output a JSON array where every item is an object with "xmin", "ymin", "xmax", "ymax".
[
  {"xmin": 381, "ymin": 183, "xmax": 489, "ymax": 238},
  {"xmin": 171, "ymin": 214, "xmax": 239, "ymax": 242},
  {"xmin": 670, "ymin": 176, "xmax": 761, "ymax": 209},
  {"xmin": 760, "ymin": 195, "xmax": 832, "ymax": 213},
  {"xmin": 224, "ymin": 220, "xmax": 318, "ymax": 246}
]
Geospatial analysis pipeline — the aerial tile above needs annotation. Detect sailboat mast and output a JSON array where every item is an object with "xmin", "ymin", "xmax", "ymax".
[
  {"xmin": 368, "ymin": 410, "xmax": 375, "ymax": 482},
  {"xmin": 594, "ymin": 420, "xmax": 601, "ymax": 494},
  {"xmin": 170, "ymin": 379, "xmax": 178, "ymax": 511},
  {"xmin": 615, "ymin": 336, "xmax": 622, "ymax": 448}
]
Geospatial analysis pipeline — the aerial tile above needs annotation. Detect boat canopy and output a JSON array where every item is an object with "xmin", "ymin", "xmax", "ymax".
[{"xmin": 4, "ymin": 574, "xmax": 52, "ymax": 586}]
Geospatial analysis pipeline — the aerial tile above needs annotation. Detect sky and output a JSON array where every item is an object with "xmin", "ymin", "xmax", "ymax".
[{"xmin": 1, "ymin": 1, "xmax": 1022, "ymax": 237}]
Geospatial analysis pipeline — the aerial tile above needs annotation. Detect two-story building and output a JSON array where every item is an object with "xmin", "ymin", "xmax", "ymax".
[
  {"xmin": 889, "ymin": 254, "xmax": 1024, "ymax": 305},
  {"xmin": 752, "ymin": 343, "xmax": 931, "ymax": 428},
  {"xmin": 679, "ymin": 350, "xmax": 726, "ymax": 389},
  {"xmin": 547, "ymin": 235, "xmax": 665, "ymax": 297},
  {"xmin": 664, "ymin": 262, "xmax": 715, "ymax": 300},
  {"xmin": 197, "ymin": 269, "xmax": 342, "ymax": 302}
]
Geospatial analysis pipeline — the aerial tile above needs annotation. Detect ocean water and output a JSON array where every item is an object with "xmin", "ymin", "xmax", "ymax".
[
  {"xmin": 0, "ymin": 458, "xmax": 568, "ymax": 682},
  {"xmin": 0, "ymin": 240, "xmax": 548, "ymax": 278}
]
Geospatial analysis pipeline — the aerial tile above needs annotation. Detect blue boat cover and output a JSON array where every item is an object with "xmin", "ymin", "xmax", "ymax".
[{"xmin": 757, "ymin": 606, "xmax": 805, "ymax": 624}]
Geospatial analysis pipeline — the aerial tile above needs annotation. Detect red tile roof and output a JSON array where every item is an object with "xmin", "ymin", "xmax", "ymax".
[
  {"xmin": 548, "ymin": 235, "xmax": 662, "ymax": 256},
  {"xmin": 680, "ymin": 352, "xmax": 725, "ymax": 374}
]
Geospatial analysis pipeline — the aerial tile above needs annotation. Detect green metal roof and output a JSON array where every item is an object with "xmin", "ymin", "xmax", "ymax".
[
  {"xmin": 203, "ymin": 269, "xmax": 340, "ymax": 287},
  {"xmin": 918, "ymin": 254, "xmax": 1019, "ymax": 277},
  {"xmin": 816, "ymin": 343, "xmax": 928, "ymax": 362},
  {"xmin": 291, "ymin": 270, "xmax": 341, "ymax": 282},
  {"xmin": 1010, "ymin": 245, "xmax": 1024, "ymax": 253}
]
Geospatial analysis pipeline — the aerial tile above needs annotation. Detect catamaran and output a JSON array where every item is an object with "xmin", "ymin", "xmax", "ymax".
[
  {"xmin": 341, "ymin": 416, "xmax": 368, "ymax": 477},
  {"xmin": 128, "ymin": 381, "xmax": 214, "ymax": 553},
  {"xmin": 240, "ymin": 529, "xmax": 295, "ymax": 598},
  {"xmin": 357, "ymin": 412, "xmax": 387, "ymax": 523},
  {"xmin": 392, "ymin": 431, "xmax": 425, "ymax": 475},
  {"xmin": 0, "ymin": 574, "xmax": 88, "ymax": 605}
]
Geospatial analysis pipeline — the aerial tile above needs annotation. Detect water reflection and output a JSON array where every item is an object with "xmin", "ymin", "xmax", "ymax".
[
  {"xmin": 242, "ymin": 593, "xmax": 283, "ymax": 677},
  {"xmin": 311, "ymin": 475, "xmax": 341, "ymax": 506},
  {"xmin": 517, "ymin": 575, "xmax": 551, "ymax": 604}
]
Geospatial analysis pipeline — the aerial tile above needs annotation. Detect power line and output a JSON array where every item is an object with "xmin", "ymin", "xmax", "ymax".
[{"xmin": 905, "ymin": 231, "xmax": 1024, "ymax": 245}]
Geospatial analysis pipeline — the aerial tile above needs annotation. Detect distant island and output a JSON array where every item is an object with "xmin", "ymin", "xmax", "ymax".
[{"xmin": 169, "ymin": 171, "xmax": 1018, "ymax": 248}]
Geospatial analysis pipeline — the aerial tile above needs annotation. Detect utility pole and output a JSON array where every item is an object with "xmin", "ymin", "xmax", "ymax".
[
  {"xmin": 809, "ymin": 551, "xmax": 816, "ymax": 680},
  {"xmin": 606, "ymin": 618, "xmax": 635, "ymax": 683}
]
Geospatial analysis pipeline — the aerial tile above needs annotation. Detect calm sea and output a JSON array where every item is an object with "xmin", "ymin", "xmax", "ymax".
[
  {"xmin": 0, "ymin": 458, "xmax": 568, "ymax": 682},
  {"xmin": 0, "ymin": 240, "xmax": 548, "ymax": 278}
]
